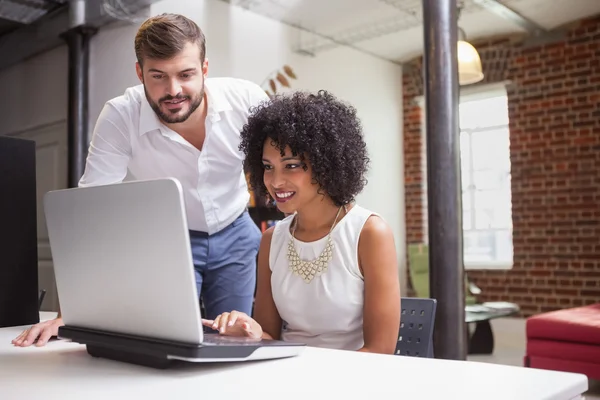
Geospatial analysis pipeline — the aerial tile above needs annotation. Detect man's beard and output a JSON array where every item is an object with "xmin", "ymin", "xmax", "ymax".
[{"xmin": 145, "ymin": 85, "xmax": 204, "ymax": 124}]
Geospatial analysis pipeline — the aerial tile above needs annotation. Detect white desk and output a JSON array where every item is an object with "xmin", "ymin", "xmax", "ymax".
[{"xmin": 1, "ymin": 313, "xmax": 588, "ymax": 400}]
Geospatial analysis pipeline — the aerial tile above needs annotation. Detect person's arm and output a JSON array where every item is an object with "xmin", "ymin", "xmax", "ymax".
[
  {"xmin": 202, "ymin": 227, "xmax": 283, "ymax": 340},
  {"xmin": 252, "ymin": 226, "xmax": 283, "ymax": 340},
  {"xmin": 357, "ymin": 215, "xmax": 401, "ymax": 354},
  {"xmin": 78, "ymin": 102, "xmax": 132, "ymax": 187}
]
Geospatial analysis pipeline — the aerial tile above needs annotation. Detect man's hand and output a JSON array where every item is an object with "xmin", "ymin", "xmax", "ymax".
[{"xmin": 11, "ymin": 317, "xmax": 64, "ymax": 347}]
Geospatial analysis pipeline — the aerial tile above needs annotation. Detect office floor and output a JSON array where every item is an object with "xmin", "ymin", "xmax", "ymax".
[{"xmin": 467, "ymin": 317, "xmax": 600, "ymax": 400}]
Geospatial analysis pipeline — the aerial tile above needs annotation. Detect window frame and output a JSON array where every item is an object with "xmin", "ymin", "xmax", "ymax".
[{"xmin": 415, "ymin": 81, "xmax": 513, "ymax": 270}]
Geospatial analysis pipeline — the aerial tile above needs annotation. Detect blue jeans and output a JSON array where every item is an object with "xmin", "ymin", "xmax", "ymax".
[{"xmin": 189, "ymin": 211, "xmax": 262, "ymax": 321}]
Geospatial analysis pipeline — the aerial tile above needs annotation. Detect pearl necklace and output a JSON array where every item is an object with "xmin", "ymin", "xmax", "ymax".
[{"xmin": 287, "ymin": 205, "xmax": 344, "ymax": 283}]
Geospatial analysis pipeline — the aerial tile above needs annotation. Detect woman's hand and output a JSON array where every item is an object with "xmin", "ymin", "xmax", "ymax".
[{"xmin": 202, "ymin": 310, "xmax": 263, "ymax": 339}]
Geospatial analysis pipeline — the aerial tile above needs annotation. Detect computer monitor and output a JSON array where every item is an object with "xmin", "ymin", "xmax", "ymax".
[{"xmin": 0, "ymin": 136, "xmax": 39, "ymax": 328}]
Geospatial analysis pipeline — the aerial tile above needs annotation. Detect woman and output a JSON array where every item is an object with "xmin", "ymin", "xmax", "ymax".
[{"xmin": 203, "ymin": 90, "xmax": 400, "ymax": 354}]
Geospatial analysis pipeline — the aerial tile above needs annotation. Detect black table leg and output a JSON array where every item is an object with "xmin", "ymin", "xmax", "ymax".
[{"xmin": 468, "ymin": 320, "xmax": 494, "ymax": 355}]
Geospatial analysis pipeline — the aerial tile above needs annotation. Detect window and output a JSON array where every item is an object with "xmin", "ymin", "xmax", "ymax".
[
  {"xmin": 459, "ymin": 85, "xmax": 513, "ymax": 269},
  {"xmin": 417, "ymin": 83, "xmax": 513, "ymax": 270}
]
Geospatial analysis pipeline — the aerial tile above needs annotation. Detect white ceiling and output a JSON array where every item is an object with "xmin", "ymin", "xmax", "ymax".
[{"xmin": 222, "ymin": 0, "xmax": 600, "ymax": 63}]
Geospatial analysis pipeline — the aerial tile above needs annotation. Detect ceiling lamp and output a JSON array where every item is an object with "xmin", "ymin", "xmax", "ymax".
[{"xmin": 458, "ymin": 27, "xmax": 484, "ymax": 86}]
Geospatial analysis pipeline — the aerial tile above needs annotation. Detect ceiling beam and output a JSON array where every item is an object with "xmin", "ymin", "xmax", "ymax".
[
  {"xmin": 472, "ymin": 0, "xmax": 546, "ymax": 35},
  {"xmin": 291, "ymin": 20, "xmax": 402, "ymax": 65},
  {"xmin": 215, "ymin": 0, "xmax": 401, "ymax": 65},
  {"xmin": 296, "ymin": 16, "xmax": 416, "ymax": 55},
  {"xmin": 5, "ymin": 0, "xmax": 55, "ymax": 10},
  {"xmin": 0, "ymin": 0, "xmax": 160, "ymax": 72},
  {"xmin": 296, "ymin": 0, "xmax": 422, "ymax": 55},
  {"xmin": 0, "ymin": 7, "xmax": 69, "ymax": 67},
  {"xmin": 0, "ymin": 0, "xmax": 55, "ymax": 24}
]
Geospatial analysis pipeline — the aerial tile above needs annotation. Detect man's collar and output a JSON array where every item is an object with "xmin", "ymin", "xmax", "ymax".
[
  {"xmin": 139, "ymin": 92, "xmax": 162, "ymax": 136},
  {"xmin": 138, "ymin": 79, "xmax": 233, "ymax": 136},
  {"xmin": 205, "ymin": 79, "xmax": 232, "ymax": 117}
]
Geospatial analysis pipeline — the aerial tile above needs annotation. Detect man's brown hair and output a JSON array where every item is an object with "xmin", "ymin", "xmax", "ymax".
[{"xmin": 134, "ymin": 13, "xmax": 206, "ymax": 67}]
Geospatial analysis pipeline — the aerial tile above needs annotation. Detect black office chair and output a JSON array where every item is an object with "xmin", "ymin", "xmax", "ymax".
[{"xmin": 395, "ymin": 297, "xmax": 437, "ymax": 358}]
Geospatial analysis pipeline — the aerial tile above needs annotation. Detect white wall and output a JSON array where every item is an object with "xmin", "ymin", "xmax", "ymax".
[
  {"xmin": 0, "ymin": 45, "xmax": 68, "ymax": 136},
  {"xmin": 0, "ymin": 0, "xmax": 407, "ymax": 292}
]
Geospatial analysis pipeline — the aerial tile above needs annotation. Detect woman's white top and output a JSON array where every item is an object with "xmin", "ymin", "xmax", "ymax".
[{"xmin": 269, "ymin": 205, "xmax": 376, "ymax": 350}]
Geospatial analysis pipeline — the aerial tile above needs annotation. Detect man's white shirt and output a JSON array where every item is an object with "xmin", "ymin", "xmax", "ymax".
[{"xmin": 79, "ymin": 77, "xmax": 269, "ymax": 234}]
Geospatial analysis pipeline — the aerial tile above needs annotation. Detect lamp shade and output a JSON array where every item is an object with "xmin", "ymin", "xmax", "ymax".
[{"xmin": 457, "ymin": 40, "xmax": 484, "ymax": 85}]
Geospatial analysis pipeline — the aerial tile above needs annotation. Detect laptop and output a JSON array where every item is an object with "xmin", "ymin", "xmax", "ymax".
[{"xmin": 43, "ymin": 178, "xmax": 305, "ymax": 368}]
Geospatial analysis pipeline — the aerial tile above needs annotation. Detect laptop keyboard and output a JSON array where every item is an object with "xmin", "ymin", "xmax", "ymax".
[{"xmin": 202, "ymin": 334, "xmax": 264, "ymax": 346}]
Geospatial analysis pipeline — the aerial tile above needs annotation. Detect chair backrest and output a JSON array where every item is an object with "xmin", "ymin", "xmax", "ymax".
[{"xmin": 395, "ymin": 297, "xmax": 437, "ymax": 358}]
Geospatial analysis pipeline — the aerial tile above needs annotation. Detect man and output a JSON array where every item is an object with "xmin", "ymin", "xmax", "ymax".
[{"xmin": 12, "ymin": 13, "xmax": 266, "ymax": 347}]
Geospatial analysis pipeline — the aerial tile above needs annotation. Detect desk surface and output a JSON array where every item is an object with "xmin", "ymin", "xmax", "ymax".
[{"xmin": 0, "ymin": 313, "xmax": 588, "ymax": 400}]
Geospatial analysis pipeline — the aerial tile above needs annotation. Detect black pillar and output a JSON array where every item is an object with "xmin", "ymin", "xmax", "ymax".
[
  {"xmin": 422, "ymin": 0, "xmax": 467, "ymax": 360},
  {"xmin": 61, "ymin": 26, "xmax": 97, "ymax": 188}
]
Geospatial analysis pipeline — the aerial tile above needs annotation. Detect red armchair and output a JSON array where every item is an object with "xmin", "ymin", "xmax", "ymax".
[{"xmin": 524, "ymin": 303, "xmax": 600, "ymax": 380}]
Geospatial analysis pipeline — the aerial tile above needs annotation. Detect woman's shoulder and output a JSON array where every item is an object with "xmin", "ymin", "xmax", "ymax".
[
  {"xmin": 344, "ymin": 204, "xmax": 383, "ymax": 226},
  {"xmin": 265, "ymin": 213, "xmax": 294, "ymax": 243},
  {"xmin": 275, "ymin": 213, "xmax": 295, "ymax": 230},
  {"xmin": 348, "ymin": 204, "xmax": 392, "ymax": 240},
  {"xmin": 353, "ymin": 210, "xmax": 394, "ymax": 263}
]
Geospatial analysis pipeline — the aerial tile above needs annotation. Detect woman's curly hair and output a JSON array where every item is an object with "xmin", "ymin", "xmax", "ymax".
[{"xmin": 239, "ymin": 90, "xmax": 370, "ymax": 207}]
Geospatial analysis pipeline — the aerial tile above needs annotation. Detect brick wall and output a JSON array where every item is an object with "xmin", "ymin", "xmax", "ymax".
[{"xmin": 403, "ymin": 15, "xmax": 600, "ymax": 317}]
